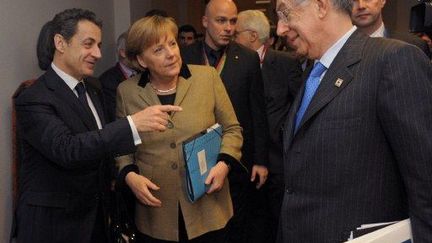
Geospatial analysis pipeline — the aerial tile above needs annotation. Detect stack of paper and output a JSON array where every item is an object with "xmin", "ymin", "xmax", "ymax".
[{"xmin": 345, "ymin": 219, "xmax": 412, "ymax": 243}]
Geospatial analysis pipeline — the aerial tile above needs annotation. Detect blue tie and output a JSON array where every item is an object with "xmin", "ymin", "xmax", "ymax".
[{"xmin": 294, "ymin": 62, "xmax": 327, "ymax": 132}]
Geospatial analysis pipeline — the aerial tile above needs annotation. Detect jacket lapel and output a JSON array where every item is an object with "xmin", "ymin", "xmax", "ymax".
[
  {"xmin": 286, "ymin": 30, "xmax": 366, "ymax": 145},
  {"xmin": 44, "ymin": 68, "xmax": 98, "ymax": 130},
  {"xmin": 86, "ymin": 82, "xmax": 106, "ymax": 126},
  {"xmin": 138, "ymin": 82, "xmax": 160, "ymax": 106}
]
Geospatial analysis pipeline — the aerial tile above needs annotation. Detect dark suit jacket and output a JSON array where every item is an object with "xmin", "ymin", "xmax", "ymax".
[
  {"xmin": 99, "ymin": 62, "xmax": 127, "ymax": 123},
  {"xmin": 385, "ymin": 29, "xmax": 431, "ymax": 58},
  {"xmin": 261, "ymin": 48, "xmax": 302, "ymax": 174},
  {"xmin": 181, "ymin": 41, "xmax": 269, "ymax": 170},
  {"xmin": 279, "ymin": 30, "xmax": 432, "ymax": 242},
  {"xmin": 14, "ymin": 67, "xmax": 136, "ymax": 243}
]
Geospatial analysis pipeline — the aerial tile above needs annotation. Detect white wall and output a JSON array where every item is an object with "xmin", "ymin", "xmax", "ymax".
[{"xmin": 0, "ymin": 1, "xmax": 119, "ymax": 241}]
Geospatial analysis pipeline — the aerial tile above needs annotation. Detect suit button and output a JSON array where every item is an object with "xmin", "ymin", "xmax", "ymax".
[
  {"xmin": 286, "ymin": 188, "xmax": 293, "ymax": 194},
  {"xmin": 171, "ymin": 162, "xmax": 178, "ymax": 170},
  {"xmin": 167, "ymin": 121, "xmax": 174, "ymax": 129},
  {"xmin": 170, "ymin": 143, "xmax": 176, "ymax": 149}
]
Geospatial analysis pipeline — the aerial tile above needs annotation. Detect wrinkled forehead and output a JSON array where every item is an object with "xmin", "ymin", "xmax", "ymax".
[{"xmin": 276, "ymin": 0, "xmax": 304, "ymax": 10}]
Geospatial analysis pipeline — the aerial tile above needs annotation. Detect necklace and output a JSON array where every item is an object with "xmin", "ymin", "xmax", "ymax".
[{"xmin": 149, "ymin": 82, "xmax": 177, "ymax": 93}]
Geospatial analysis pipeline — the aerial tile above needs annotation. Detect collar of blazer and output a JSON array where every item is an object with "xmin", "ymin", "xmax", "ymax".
[
  {"xmin": 44, "ymin": 67, "xmax": 101, "ymax": 130},
  {"xmin": 285, "ymin": 30, "xmax": 364, "ymax": 144},
  {"xmin": 137, "ymin": 64, "xmax": 192, "ymax": 120}
]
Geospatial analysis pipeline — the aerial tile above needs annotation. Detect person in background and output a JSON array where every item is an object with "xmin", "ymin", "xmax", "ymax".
[
  {"xmin": 181, "ymin": 1, "xmax": 269, "ymax": 242},
  {"xmin": 178, "ymin": 24, "xmax": 198, "ymax": 47},
  {"xmin": 414, "ymin": 31, "xmax": 432, "ymax": 54},
  {"xmin": 116, "ymin": 15, "xmax": 243, "ymax": 243},
  {"xmin": 100, "ymin": 32, "xmax": 137, "ymax": 123},
  {"xmin": 234, "ymin": 9, "xmax": 302, "ymax": 243},
  {"xmin": 351, "ymin": 0, "xmax": 431, "ymax": 58},
  {"xmin": 13, "ymin": 8, "xmax": 180, "ymax": 243},
  {"xmin": 145, "ymin": 9, "xmax": 168, "ymax": 17},
  {"xmin": 276, "ymin": 0, "xmax": 432, "ymax": 242}
]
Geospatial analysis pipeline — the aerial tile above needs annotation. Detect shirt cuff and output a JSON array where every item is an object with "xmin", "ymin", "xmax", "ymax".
[
  {"xmin": 127, "ymin": 115, "xmax": 142, "ymax": 145},
  {"xmin": 217, "ymin": 153, "xmax": 238, "ymax": 168}
]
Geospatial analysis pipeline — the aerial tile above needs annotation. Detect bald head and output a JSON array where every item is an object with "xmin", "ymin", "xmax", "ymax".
[
  {"xmin": 203, "ymin": 0, "xmax": 238, "ymax": 50},
  {"xmin": 206, "ymin": 0, "xmax": 237, "ymax": 15}
]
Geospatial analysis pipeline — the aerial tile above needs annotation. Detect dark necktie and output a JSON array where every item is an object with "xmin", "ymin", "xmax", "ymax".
[
  {"xmin": 294, "ymin": 62, "xmax": 327, "ymax": 132},
  {"xmin": 75, "ymin": 82, "xmax": 90, "ymax": 109},
  {"xmin": 208, "ymin": 50, "xmax": 219, "ymax": 67}
]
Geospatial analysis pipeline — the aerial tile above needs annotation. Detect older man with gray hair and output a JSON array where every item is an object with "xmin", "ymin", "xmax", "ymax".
[
  {"xmin": 235, "ymin": 9, "xmax": 302, "ymax": 243},
  {"xmin": 276, "ymin": 0, "xmax": 432, "ymax": 242}
]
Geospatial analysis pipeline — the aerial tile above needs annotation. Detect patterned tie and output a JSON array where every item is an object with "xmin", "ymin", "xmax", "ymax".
[
  {"xmin": 75, "ymin": 82, "xmax": 90, "ymax": 109},
  {"xmin": 294, "ymin": 62, "xmax": 327, "ymax": 132}
]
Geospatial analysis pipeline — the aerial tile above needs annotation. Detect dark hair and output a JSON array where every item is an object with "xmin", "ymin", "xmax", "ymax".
[
  {"xmin": 36, "ymin": 8, "xmax": 102, "ymax": 70},
  {"xmin": 179, "ymin": 24, "xmax": 197, "ymax": 38},
  {"xmin": 145, "ymin": 9, "xmax": 168, "ymax": 17}
]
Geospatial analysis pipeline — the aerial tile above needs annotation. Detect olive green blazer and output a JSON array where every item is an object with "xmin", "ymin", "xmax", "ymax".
[{"xmin": 116, "ymin": 64, "xmax": 243, "ymax": 241}]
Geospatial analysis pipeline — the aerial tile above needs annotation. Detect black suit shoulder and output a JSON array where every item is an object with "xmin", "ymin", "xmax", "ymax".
[
  {"xmin": 181, "ymin": 41, "xmax": 205, "ymax": 65},
  {"xmin": 99, "ymin": 64, "xmax": 125, "ymax": 90},
  {"xmin": 386, "ymin": 29, "xmax": 431, "ymax": 58}
]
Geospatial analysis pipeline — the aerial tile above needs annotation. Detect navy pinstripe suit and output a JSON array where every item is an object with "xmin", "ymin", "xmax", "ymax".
[{"xmin": 279, "ymin": 30, "xmax": 432, "ymax": 242}]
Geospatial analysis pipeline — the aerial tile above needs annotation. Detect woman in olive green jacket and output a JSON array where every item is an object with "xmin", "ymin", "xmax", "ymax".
[{"xmin": 115, "ymin": 15, "xmax": 243, "ymax": 242}]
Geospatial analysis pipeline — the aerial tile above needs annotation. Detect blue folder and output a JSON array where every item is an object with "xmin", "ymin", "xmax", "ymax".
[{"xmin": 183, "ymin": 124, "xmax": 222, "ymax": 203}]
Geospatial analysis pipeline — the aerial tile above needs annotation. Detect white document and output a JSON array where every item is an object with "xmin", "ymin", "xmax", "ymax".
[
  {"xmin": 345, "ymin": 219, "xmax": 412, "ymax": 243},
  {"xmin": 197, "ymin": 150, "xmax": 207, "ymax": 175}
]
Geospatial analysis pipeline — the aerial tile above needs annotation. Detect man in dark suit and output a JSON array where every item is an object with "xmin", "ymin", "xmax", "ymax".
[
  {"xmin": 351, "ymin": 0, "xmax": 431, "ymax": 58},
  {"xmin": 235, "ymin": 9, "xmax": 302, "ymax": 243},
  {"xmin": 276, "ymin": 0, "xmax": 432, "ymax": 242},
  {"xmin": 181, "ymin": 0, "xmax": 269, "ymax": 242},
  {"xmin": 99, "ymin": 32, "xmax": 137, "ymax": 123},
  {"xmin": 14, "ymin": 9, "xmax": 181, "ymax": 243}
]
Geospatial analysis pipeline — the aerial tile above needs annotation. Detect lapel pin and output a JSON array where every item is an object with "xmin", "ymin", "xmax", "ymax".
[
  {"xmin": 334, "ymin": 78, "xmax": 344, "ymax": 87},
  {"xmin": 234, "ymin": 55, "xmax": 239, "ymax": 60}
]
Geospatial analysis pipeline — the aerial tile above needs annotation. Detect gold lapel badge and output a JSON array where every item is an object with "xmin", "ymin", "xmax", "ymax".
[{"xmin": 334, "ymin": 78, "xmax": 344, "ymax": 87}]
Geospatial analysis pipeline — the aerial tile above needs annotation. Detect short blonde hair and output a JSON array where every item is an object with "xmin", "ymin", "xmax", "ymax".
[{"xmin": 126, "ymin": 15, "xmax": 178, "ymax": 70}]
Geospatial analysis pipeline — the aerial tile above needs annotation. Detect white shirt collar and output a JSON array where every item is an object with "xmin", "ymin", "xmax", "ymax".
[
  {"xmin": 51, "ymin": 62, "xmax": 82, "ymax": 91},
  {"xmin": 319, "ymin": 26, "xmax": 357, "ymax": 70},
  {"xmin": 256, "ymin": 45, "xmax": 265, "ymax": 58},
  {"xmin": 119, "ymin": 61, "xmax": 136, "ymax": 78},
  {"xmin": 370, "ymin": 22, "xmax": 385, "ymax": 38}
]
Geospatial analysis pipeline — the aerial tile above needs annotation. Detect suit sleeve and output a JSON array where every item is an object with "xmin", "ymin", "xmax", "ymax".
[
  {"xmin": 249, "ymin": 54, "xmax": 270, "ymax": 166},
  {"xmin": 377, "ymin": 44, "xmax": 432, "ymax": 242},
  {"xmin": 15, "ymin": 94, "xmax": 136, "ymax": 170}
]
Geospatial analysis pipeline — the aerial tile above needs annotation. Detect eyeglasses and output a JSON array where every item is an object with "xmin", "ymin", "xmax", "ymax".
[
  {"xmin": 276, "ymin": 0, "xmax": 309, "ymax": 24},
  {"xmin": 234, "ymin": 29, "xmax": 254, "ymax": 38},
  {"xmin": 276, "ymin": 8, "xmax": 292, "ymax": 24}
]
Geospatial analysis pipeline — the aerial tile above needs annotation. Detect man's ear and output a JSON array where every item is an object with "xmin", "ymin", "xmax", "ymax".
[
  {"xmin": 119, "ymin": 48, "xmax": 127, "ymax": 59},
  {"xmin": 54, "ymin": 34, "xmax": 66, "ymax": 53},
  {"xmin": 315, "ymin": 0, "xmax": 329, "ymax": 19},
  {"xmin": 249, "ymin": 31, "xmax": 258, "ymax": 43},
  {"xmin": 202, "ymin": 16, "xmax": 208, "ymax": 29},
  {"xmin": 136, "ymin": 54, "xmax": 147, "ymax": 69}
]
